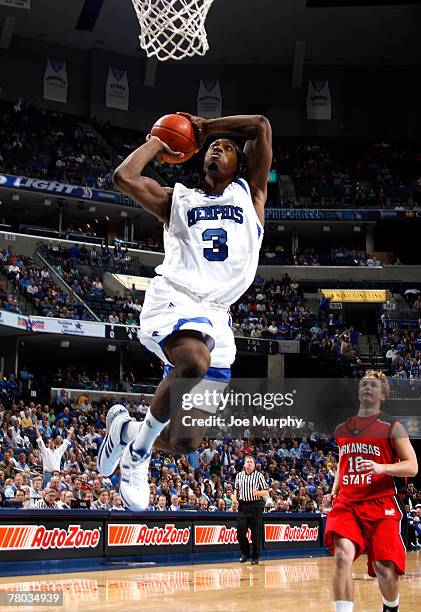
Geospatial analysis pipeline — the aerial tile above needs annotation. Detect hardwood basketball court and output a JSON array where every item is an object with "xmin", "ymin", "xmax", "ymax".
[{"xmin": 0, "ymin": 553, "xmax": 419, "ymax": 611}]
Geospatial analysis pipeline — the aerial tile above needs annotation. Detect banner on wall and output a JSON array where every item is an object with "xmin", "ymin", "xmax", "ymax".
[
  {"xmin": 43, "ymin": 59, "xmax": 68, "ymax": 103},
  {"xmin": 306, "ymin": 80, "xmax": 331, "ymax": 120},
  {"xmin": 197, "ymin": 80, "xmax": 222, "ymax": 118},
  {"xmin": 0, "ymin": 0, "xmax": 30, "ymax": 7},
  {"xmin": 321, "ymin": 289, "xmax": 387, "ymax": 303},
  {"xmin": 0, "ymin": 521, "xmax": 103, "ymax": 561},
  {"xmin": 106, "ymin": 67, "xmax": 129, "ymax": 111},
  {"xmin": 0, "ymin": 310, "xmax": 106, "ymax": 338}
]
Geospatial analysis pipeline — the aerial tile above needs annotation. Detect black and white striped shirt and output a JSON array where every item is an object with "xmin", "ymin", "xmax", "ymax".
[{"xmin": 235, "ymin": 470, "xmax": 268, "ymax": 502}]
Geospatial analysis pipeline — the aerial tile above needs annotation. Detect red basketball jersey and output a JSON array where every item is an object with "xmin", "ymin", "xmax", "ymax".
[{"xmin": 335, "ymin": 411, "xmax": 406, "ymax": 502}]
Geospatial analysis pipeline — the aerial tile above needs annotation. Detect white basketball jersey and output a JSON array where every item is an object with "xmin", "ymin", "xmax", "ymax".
[{"xmin": 156, "ymin": 179, "xmax": 263, "ymax": 307}]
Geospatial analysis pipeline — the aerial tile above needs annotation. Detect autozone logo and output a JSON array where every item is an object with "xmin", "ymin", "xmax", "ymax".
[
  {"xmin": 195, "ymin": 525, "xmax": 251, "ymax": 545},
  {"xmin": 265, "ymin": 523, "xmax": 319, "ymax": 543},
  {"xmin": 0, "ymin": 525, "xmax": 101, "ymax": 550},
  {"xmin": 108, "ymin": 524, "xmax": 191, "ymax": 547}
]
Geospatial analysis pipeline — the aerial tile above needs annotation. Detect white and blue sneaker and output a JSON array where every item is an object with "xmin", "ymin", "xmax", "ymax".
[
  {"xmin": 119, "ymin": 442, "xmax": 151, "ymax": 511},
  {"xmin": 97, "ymin": 404, "xmax": 131, "ymax": 477}
]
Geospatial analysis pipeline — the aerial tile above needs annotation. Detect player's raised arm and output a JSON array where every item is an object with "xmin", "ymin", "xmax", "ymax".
[
  {"xmin": 113, "ymin": 136, "xmax": 181, "ymax": 224},
  {"xmin": 178, "ymin": 113, "xmax": 272, "ymax": 224}
]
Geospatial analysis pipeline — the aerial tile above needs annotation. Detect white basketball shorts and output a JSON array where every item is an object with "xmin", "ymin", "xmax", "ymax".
[{"xmin": 138, "ymin": 275, "xmax": 236, "ymax": 380}]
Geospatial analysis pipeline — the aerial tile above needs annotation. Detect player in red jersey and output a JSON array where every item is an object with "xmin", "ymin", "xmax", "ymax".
[{"xmin": 324, "ymin": 371, "xmax": 418, "ymax": 612}]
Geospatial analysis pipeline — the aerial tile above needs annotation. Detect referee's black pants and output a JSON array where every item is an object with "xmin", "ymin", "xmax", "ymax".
[{"xmin": 237, "ymin": 500, "xmax": 263, "ymax": 560}]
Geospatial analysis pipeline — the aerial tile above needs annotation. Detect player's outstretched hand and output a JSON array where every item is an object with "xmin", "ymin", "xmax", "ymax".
[
  {"xmin": 145, "ymin": 134, "xmax": 184, "ymax": 163},
  {"xmin": 176, "ymin": 112, "xmax": 207, "ymax": 149},
  {"xmin": 357, "ymin": 459, "xmax": 385, "ymax": 475}
]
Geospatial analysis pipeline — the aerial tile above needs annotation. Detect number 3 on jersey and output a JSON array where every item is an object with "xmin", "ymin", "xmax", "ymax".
[{"xmin": 202, "ymin": 228, "xmax": 228, "ymax": 261}]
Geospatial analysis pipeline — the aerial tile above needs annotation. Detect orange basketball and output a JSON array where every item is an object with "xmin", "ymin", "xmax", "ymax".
[{"xmin": 150, "ymin": 114, "xmax": 198, "ymax": 164}]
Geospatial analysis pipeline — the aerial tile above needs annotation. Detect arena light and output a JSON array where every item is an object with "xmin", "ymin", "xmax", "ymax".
[
  {"xmin": 60, "ymin": 340, "xmax": 70, "ymax": 348},
  {"xmin": 322, "ymin": 226, "xmax": 330, "ymax": 232},
  {"xmin": 43, "ymin": 198, "xmax": 52, "ymax": 206},
  {"xmin": 12, "ymin": 193, "xmax": 20, "ymax": 201},
  {"xmin": 353, "ymin": 226, "xmax": 361, "ymax": 232},
  {"xmin": 107, "ymin": 344, "xmax": 117, "ymax": 352},
  {"xmin": 88, "ymin": 206, "xmax": 96, "ymax": 213}
]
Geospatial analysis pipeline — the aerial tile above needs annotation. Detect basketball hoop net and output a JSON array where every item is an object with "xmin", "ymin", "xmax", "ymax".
[{"xmin": 131, "ymin": 0, "xmax": 215, "ymax": 62}]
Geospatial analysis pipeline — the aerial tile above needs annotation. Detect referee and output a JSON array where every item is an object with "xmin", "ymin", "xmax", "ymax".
[{"xmin": 234, "ymin": 455, "xmax": 268, "ymax": 564}]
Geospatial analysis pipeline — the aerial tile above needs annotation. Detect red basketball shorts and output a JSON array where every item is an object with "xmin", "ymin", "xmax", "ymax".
[{"xmin": 324, "ymin": 495, "xmax": 407, "ymax": 577}]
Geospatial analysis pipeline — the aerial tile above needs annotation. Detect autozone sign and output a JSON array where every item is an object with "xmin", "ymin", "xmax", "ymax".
[
  {"xmin": 0, "ymin": 525, "xmax": 101, "ymax": 550},
  {"xmin": 195, "ymin": 525, "xmax": 251, "ymax": 546},
  {"xmin": 265, "ymin": 523, "xmax": 319, "ymax": 543},
  {"xmin": 108, "ymin": 524, "xmax": 191, "ymax": 547}
]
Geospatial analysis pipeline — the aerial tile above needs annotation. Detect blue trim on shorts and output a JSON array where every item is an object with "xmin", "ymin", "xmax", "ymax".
[
  {"xmin": 159, "ymin": 317, "xmax": 214, "ymax": 353},
  {"xmin": 163, "ymin": 364, "xmax": 231, "ymax": 383}
]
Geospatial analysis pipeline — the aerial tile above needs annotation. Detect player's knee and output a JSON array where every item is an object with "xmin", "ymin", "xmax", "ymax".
[
  {"xmin": 334, "ymin": 547, "xmax": 353, "ymax": 569},
  {"xmin": 373, "ymin": 561, "xmax": 396, "ymax": 583},
  {"xmin": 176, "ymin": 357, "xmax": 209, "ymax": 380}
]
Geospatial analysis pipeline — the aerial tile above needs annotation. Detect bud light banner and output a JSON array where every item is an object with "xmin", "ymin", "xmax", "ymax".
[
  {"xmin": 197, "ymin": 80, "xmax": 222, "ymax": 118},
  {"xmin": 0, "ymin": 521, "xmax": 103, "ymax": 561},
  {"xmin": 106, "ymin": 519, "xmax": 193, "ymax": 556},
  {"xmin": 306, "ymin": 80, "xmax": 331, "ymax": 120},
  {"xmin": 263, "ymin": 517, "xmax": 322, "ymax": 550},
  {"xmin": 0, "ymin": 173, "xmax": 134, "ymax": 207},
  {"xmin": 106, "ymin": 67, "xmax": 129, "ymax": 111},
  {"xmin": 43, "ymin": 59, "xmax": 68, "ymax": 104}
]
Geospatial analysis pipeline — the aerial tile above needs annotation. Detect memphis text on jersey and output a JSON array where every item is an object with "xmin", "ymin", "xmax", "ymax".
[{"xmin": 187, "ymin": 204, "xmax": 244, "ymax": 227}]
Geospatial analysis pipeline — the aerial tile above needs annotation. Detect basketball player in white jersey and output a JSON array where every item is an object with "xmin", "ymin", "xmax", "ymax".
[{"xmin": 97, "ymin": 113, "xmax": 272, "ymax": 510}]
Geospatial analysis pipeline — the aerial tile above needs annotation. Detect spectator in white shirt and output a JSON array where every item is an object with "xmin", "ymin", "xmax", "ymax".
[
  {"xmin": 56, "ymin": 491, "xmax": 74, "ymax": 509},
  {"xmin": 26, "ymin": 280, "xmax": 39, "ymax": 296},
  {"xmin": 132, "ymin": 299, "xmax": 143, "ymax": 314},
  {"xmin": 108, "ymin": 311, "xmax": 119, "ymax": 324},
  {"xmin": 35, "ymin": 422, "xmax": 73, "ymax": 483},
  {"xmin": 136, "ymin": 399, "xmax": 149, "ymax": 417},
  {"xmin": 169, "ymin": 495, "xmax": 180, "ymax": 511},
  {"xmin": 200, "ymin": 442, "xmax": 217, "ymax": 466}
]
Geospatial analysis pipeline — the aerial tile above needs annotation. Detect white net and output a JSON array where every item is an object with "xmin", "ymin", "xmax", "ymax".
[{"xmin": 131, "ymin": 0, "xmax": 215, "ymax": 62}]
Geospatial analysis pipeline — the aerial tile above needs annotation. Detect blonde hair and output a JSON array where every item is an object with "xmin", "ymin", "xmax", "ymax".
[{"xmin": 361, "ymin": 370, "xmax": 390, "ymax": 399}]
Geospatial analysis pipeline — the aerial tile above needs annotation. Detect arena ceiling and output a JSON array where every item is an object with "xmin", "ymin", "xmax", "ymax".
[{"xmin": 1, "ymin": 0, "xmax": 421, "ymax": 65}]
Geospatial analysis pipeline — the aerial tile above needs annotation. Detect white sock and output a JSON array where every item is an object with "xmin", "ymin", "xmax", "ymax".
[
  {"xmin": 121, "ymin": 420, "xmax": 143, "ymax": 444},
  {"xmin": 383, "ymin": 595, "xmax": 399, "ymax": 609},
  {"xmin": 334, "ymin": 602, "xmax": 353, "ymax": 612},
  {"xmin": 132, "ymin": 407, "xmax": 169, "ymax": 455}
]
